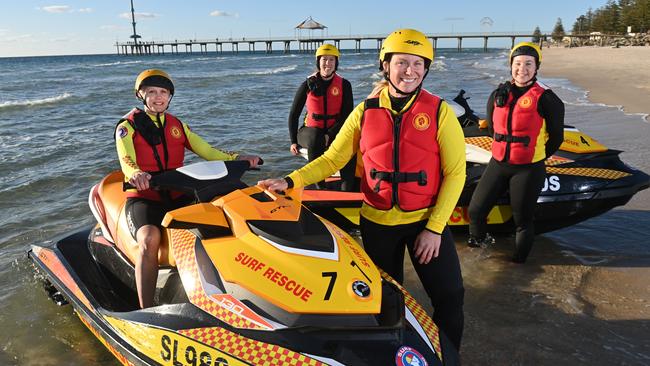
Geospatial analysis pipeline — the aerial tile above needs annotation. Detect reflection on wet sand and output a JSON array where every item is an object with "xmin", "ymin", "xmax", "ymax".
[{"xmin": 400, "ymin": 222, "xmax": 650, "ymax": 365}]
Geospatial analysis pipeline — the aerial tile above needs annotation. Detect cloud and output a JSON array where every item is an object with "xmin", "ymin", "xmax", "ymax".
[
  {"xmin": 210, "ymin": 10, "xmax": 238, "ymax": 17},
  {"xmin": 38, "ymin": 5, "xmax": 93, "ymax": 13},
  {"xmin": 119, "ymin": 12, "xmax": 159, "ymax": 20},
  {"xmin": 0, "ymin": 34, "xmax": 34, "ymax": 43},
  {"xmin": 40, "ymin": 5, "xmax": 72, "ymax": 13}
]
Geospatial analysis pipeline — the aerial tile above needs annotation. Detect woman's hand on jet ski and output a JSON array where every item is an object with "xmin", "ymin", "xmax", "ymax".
[
  {"xmin": 236, "ymin": 155, "xmax": 263, "ymax": 168},
  {"xmin": 257, "ymin": 178, "xmax": 288, "ymax": 193},
  {"xmin": 290, "ymin": 143, "xmax": 300, "ymax": 156},
  {"xmin": 128, "ymin": 171, "xmax": 152, "ymax": 191}
]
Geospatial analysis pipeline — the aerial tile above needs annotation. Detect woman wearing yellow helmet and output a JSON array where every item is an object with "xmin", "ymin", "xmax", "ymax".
[
  {"xmin": 287, "ymin": 43, "xmax": 357, "ymax": 191},
  {"xmin": 467, "ymin": 41, "xmax": 565, "ymax": 263},
  {"xmin": 260, "ymin": 29, "xmax": 466, "ymax": 351},
  {"xmin": 115, "ymin": 69, "xmax": 261, "ymax": 308}
]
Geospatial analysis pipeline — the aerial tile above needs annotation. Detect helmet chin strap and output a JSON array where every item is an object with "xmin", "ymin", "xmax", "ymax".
[{"xmin": 384, "ymin": 66, "xmax": 429, "ymax": 97}]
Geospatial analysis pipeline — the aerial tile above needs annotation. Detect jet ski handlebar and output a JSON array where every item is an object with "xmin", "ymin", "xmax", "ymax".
[{"xmin": 122, "ymin": 159, "xmax": 263, "ymax": 202}]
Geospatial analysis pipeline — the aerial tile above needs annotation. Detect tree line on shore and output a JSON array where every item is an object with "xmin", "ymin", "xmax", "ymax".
[{"xmin": 529, "ymin": 0, "xmax": 649, "ymax": 46}]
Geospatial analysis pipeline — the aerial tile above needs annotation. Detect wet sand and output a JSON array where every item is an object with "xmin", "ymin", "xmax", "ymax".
[
  {"xmin": 403, "ymin": 235, "xmax": 650, "ymax": 365},
  {"xmin": 540, "ymin": 46, "xmax": 650, "ymax": 118},
  {"xmin": 404, "ymin": 47, "xmax": 650, "ymax": 365}
]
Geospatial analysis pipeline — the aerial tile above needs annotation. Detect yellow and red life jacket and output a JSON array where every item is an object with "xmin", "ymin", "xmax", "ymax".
[
  {"xmin": 304, "ymin": 74, "xmax": 343, "ymax": 129},
  {"xmin": 359, "ymin": 90, "xmax": 442, "ymax": 211},
  {"xmin": 120, "ymin": 108, "xmax": 188, "ymax": 200},
  {"xmin": 491, "ymin": 82, "xmax": 547, "ymax": 164}
]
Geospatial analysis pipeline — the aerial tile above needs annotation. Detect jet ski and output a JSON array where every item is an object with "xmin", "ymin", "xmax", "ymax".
[
  {"xmin": 29, "ymin": 160, "xmax": 459, "ymax": 366},
  {"xmin": 300, "ymin": 90, "xmax": 650, "ymax": 234}
]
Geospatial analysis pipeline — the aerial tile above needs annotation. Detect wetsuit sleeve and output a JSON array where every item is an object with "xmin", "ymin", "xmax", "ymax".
[
  {"xmin": 327, "ymin": 78, "xmax": 354, "ymax": 140},
  {"xmin": 485, "ymin": 90, "xmax": 497, "ymax": 137},
  {"xmin": 426, "ymin": 101, "xmax": 467, "ymax": 234},
  {"xmin": 538, "ymin": 90, "xmax": 565, "ymax": 158},
  {"xmin": 287, "ymin": 101, "xmax": 364, "ymax": 188},
  {"xmin": 181, "ymin": 122, "xmax": 239, "ymax": 161},
  {"xmin": 288, "ymin": 80, "xmax": 309, "ymax": 144},
  {"xmin": 115, "ymin": 120, "xmax": 141, "ymax": 180}
]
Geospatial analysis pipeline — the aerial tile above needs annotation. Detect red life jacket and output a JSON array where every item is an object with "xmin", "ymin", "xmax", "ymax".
[
  {"xmin": 119, "ymin": 108, "xmax": 188, "ymax": 200},
  {"xmin": 359, "ymin": 90, "xmax": 442, "ymax": 211},
  {"xmin": 304, "ymin": 74, "xmax": 343, "ymax": 129},
  {"xmin": 491, "ymin": 82, "xmax": 547, "ymax": 164}
]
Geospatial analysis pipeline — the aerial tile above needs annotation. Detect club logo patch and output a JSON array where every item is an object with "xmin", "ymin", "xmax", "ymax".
[
  {"xmin": 413, "ymin": 113, "xmax": 431, "ymax": 131},
  {"xmin": 117, "ymin": 126, "xmax": 128, "ymax": 139},
  {"xmin": 519, "ymin": 96, "xmax": 533, "ymax": 108},
  {"xmin": 170, "ymin": 126, "xmax": 182, "ymax": 139},
  {"xmin": 395, "ymin": 346, "xmax": 428, "ymax": 366},
  {"xmin": 330, "ymin": 86, "xmax": 340, "ymax": 96}
]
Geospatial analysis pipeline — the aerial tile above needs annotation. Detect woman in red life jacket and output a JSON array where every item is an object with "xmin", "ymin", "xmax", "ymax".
[
  {"xmin": 467, "ymin": 42, "xmax": 564, "ymax": 263},
  {"xmin": 287, "ymin": 44, "xmax": 357, "ymax": 191},
  {"xmin": 260, "ymin": 29, "xmax": 466, "ymax": 351},
  {"xmin": 115, "ymin": 69, "xmax": 261, "ymax": 308}
]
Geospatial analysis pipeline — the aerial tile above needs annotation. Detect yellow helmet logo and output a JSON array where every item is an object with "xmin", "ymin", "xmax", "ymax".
[
  {"xmin": 380, "ymin": 29, "xmax": 434, "ymax": 64},
  {"xmin": 316, "ymin": 43, "xmax": 340, "ymax": 58},
  {"xmin": 134, "ymin": 69, "xmax": 174, "ymax": 94},
  {"xmin": 510, "ymin": 41, "xmax": 542, "ymax": 66}
]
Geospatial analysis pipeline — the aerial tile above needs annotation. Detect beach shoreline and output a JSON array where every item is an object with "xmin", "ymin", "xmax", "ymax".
[{"xmin": 540, "ymin": 46, "xmax": 650, "ymax": 119}]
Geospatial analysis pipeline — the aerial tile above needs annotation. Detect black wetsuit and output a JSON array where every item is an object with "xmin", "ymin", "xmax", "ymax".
[
  {"xmin": 288, "ymin": 75, "xmax": 357, "ymax": 191},
  {"xmin": 468, "ymin": 82, "xmax": 564, "ymax": 262},
  {"xmin": 360, "ymin": 218, "xmax": 465, "ymax": 350}
]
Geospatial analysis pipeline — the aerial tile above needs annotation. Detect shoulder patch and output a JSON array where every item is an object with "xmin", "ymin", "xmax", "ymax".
[{"xmin": 117, "ymin": 125, "xmax": 128, "ymax": 139}]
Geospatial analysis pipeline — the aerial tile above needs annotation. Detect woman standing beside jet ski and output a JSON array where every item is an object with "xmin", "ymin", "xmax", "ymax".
[
  {"xmin": 467, "ymin": 42, "xmax": 564, "ymax": 263},
  {"xmin": 115, "ymin": 69, "xmax": 261, "ymax": 308},
  {"xmin": 260, "ymin": 29, "xmax": 466, "ymax": 351}
]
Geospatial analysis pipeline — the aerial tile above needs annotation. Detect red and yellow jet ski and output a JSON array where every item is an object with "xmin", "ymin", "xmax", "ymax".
[
  {"xmin": 301, "ymin": 90, "xmax": 650, "ymax": 234},
  {"xmin": 29, "ymin": 160, "xmax": 459, "ymax": 365}
]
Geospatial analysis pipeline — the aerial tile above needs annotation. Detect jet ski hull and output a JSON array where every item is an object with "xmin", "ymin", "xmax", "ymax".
[{"xmin": 30, "ymin": 226, "xmax": 458, "ymax": 365}]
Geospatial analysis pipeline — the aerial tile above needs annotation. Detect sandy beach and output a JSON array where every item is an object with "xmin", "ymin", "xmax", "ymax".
[{"xmin": 541, "ymin": 46, "xmax": 650, "ymax": 118}]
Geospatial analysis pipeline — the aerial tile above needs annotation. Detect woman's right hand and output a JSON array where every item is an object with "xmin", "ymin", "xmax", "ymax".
[
  {"xmin": 290, "ymin": 143, "xmax": 300, "ymax": 156},
  {"xmin": 129, "ymin": 171, "xmax": 151, "ymax": 191},
  {"xmin": 257, "ymin": 178, "xmax": 289, "ymax": 193}
]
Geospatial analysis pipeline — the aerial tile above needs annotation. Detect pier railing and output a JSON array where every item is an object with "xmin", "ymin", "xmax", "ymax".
[{"xmin": 115, "ymin": 32, "xmax": 621, "ymax": 55}]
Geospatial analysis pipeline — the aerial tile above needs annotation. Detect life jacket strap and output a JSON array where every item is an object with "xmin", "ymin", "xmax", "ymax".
[
  {"xmin": 310, "ymin": 112, "xmax": 339, "ymax": 121},
  {"xmin": 493, "ymin": 133, "xmax": 530, "ymax": 146},
  {"xmin": 369, "ymin": 168, "xmax": 427, "ymax": 192}
]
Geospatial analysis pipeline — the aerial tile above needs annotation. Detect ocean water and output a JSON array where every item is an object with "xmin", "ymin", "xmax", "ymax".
[{"xmin": 1, "ymin": 49, "xmax": 648, "ymax": 365}]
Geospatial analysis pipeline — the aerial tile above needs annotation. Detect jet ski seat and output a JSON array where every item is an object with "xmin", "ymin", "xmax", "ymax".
[{"xmin": 95, "ymin": 171, "xmax": 175, "ymax": 267}]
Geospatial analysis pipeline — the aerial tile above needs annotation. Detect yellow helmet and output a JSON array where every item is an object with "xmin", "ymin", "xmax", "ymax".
[
  {"xmin": 134, "ymin": 69, "xmax": 174, "ymax": 95},
  {"xmin": 315, "ymin": 43, "xmax": 340, "ymax": 58},
  {"xmin": 509, "ymin": 42, "xmax": 542, "ymax": 66},
  {"xmin": 379, "ymin": 29, "xmax": 434, "ymax": 64}
]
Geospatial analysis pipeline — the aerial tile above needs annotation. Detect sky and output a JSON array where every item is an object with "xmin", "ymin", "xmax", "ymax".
[{"xmin": 0, "ymin": 1, "xmax": 610, "ymax": 58}]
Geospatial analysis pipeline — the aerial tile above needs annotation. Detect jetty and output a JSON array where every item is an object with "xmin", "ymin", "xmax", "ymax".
[{"xmin": 115, "ymin": 32, "xmax": 551, "ymax": 56}]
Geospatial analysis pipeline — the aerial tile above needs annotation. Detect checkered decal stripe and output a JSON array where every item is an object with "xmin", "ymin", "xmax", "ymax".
[
  {"xmin": 465, "ymin": 137, "xmax": 574, "ymax": 166},
  {"xmin": 179, "ymin": 327, "xmax": 325, "ymax": 365},
  {"xmin": 545, "ymin": 166, "xmax": 631, "ymax": 179},
  {"xmin": 465, "ymin": 136, "xmax": 493, "ymax": 152},
  {"xmin": 170, "ymin": 229, "xmax": 265, "ymax": 330},
  {"xmin": 380, "ymin": 270, "xmax": 442, "ymax": 360}
]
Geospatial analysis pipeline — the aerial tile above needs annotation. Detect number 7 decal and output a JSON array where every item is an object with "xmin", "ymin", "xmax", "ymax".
[{"xmin": 322, "ymin": 272, "xmax": 337, "ymax": 300}]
